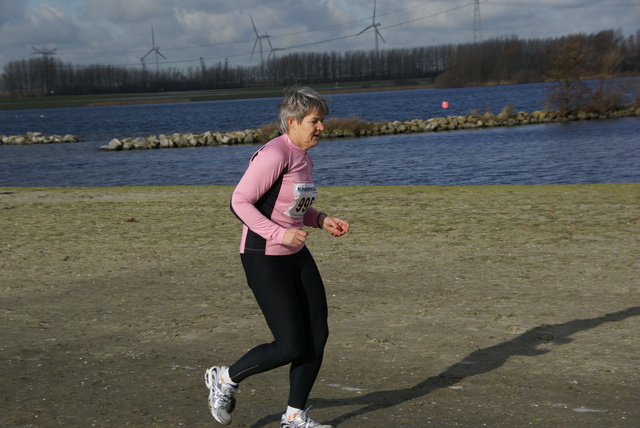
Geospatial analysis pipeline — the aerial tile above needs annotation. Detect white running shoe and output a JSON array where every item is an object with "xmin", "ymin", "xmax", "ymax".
[
  {"xmin": 205, "ymin": 366, "xmax": 238, "ymax": 425},
  {"xmin": 280, "ymin": 408, "xmax": 334, "ymax": 428}
]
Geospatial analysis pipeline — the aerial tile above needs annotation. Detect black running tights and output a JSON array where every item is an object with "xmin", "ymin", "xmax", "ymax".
[{"xmin": 228, "ymin": 246, "xmax": 329, "ymax": 410}]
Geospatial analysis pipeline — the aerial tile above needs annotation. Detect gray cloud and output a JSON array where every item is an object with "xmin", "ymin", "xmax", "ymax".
[{"xmin": 0, "ymin": 0, "xmax": 638, "ymax": 70}]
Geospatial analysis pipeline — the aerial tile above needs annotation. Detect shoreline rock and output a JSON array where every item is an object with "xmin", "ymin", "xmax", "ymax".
[
  {"xmin": 3, "ymin": 107, "xmax": 638, "ymax": 150},
  {"xmin": 99, "ymin": 106, "xmax": 640, "ymax": 151},
  {"xmin": 100, "ymin": 130, "xmax": 258, "ymax": 151},
  {"xmin": 0, "ymin": 132, "xmax": 80, "ymax": 145}
]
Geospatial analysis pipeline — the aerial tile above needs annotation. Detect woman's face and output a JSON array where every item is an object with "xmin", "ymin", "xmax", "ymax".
[{"xmin": 287, "ymin": 110, "xmax": 325, "ymax": 150}]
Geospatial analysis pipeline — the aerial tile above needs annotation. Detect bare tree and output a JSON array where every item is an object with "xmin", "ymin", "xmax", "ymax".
[
  {"xmin": 2, "ymin": 29, "xmax": 639, "ymax": 99},
  {"xmin": 544, "ymin": 38, "xmax": 596, "ymax": 114}
]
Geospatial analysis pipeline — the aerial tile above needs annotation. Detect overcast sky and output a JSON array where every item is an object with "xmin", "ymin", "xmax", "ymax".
[{"xmin": 1, "ymin": 0, "xmax": 638, "ymax": 72}]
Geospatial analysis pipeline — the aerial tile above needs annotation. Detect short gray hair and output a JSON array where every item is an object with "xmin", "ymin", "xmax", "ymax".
[{"xmin": 277, "ymin": 86, "xmax": 329, "ymax": 135}]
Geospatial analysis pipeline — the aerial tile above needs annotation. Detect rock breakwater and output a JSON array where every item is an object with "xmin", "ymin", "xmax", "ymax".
[
  {"xmin": 99, "ymin": 107, "xmax": 640, "ymax": 151},
  {"xmin": 99, "ymin": 130, "xmax": 261, "ymax": 151},
  {"xmin": 1, "ymin": 132, "xmax": 80, "ymax": 145}
]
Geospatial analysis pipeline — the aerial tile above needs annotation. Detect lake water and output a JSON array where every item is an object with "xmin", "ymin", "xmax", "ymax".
[{"xmin": 1, "ymin": 83, "xmax": 639, "ymax": 187}]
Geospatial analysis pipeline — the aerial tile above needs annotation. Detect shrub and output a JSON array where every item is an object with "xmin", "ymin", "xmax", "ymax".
[
  {"xmin": 322, "ymin": 116, "xmax": 374, "ymax": 134},
  {"xmin": 498, "ymin": 103, "xmax": 515, "ymax": 119},
  {"xmin": 256, "ymin": 122, "xmax": 280, "ymax": 142},
  {"xmin": 257, "ymin": 116, "xmax": 375, "ymax": 141},
  {"xmin": 584, "ymin": 85, "xmax": 625, "ymax": 113}
]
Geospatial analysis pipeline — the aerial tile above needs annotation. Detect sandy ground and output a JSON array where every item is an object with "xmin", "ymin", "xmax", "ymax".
[{"xmin": 1, "ymin": 184, "xmax": 638, "ymax": 427}]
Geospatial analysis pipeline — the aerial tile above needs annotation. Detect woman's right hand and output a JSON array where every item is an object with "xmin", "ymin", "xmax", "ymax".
[{"xmin": 282, "ymin": 228, "xmax": 308, "ymax": 247}]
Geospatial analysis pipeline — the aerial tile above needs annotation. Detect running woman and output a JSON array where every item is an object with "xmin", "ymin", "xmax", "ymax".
[{"xmin": 205, "ymin": 86, "xmax": 350, "ymax": 428}]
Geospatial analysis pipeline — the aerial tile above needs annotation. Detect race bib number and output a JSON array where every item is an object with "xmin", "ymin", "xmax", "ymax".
[{"xmin": 285, "ymin": 183, "xmax": 318, "ymax": 218}]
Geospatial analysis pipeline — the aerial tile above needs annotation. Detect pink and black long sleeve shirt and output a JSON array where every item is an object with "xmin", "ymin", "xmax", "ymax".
[{"xmin": 230, "ymin": 134, "xmax": 323, "ymax": 256}]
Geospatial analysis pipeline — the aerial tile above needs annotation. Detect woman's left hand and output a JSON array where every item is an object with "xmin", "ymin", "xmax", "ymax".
[{"xmin": 320, "ymin": 215, "xmax": 350, "ymax": 237}]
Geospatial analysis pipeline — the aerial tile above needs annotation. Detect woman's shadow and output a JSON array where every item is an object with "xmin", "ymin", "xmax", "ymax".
[{"xmin": 251, "ymin": 306, "xmax": 640, "ymax": 427}]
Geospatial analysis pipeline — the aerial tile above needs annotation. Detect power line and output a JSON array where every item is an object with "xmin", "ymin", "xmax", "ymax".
[
  {"xmin": 380, "ymin": 2, "xmax": 470, "ymax": 31},
  {"xmin": 482, "ymin": 0, "xmax": 635, "ymax": 7},
  {"xmin": 200, "ymin": 3, "xmax": 474, "ymax": 63},
  {"xmin": 5, "ymin": 0, "xmax": 636, "ymax": 70},
  {"xmin": 44, "ymin": 1, "xmax": 465, "ymax": 69},
  {"xmin": 374, "ymin": 0, "xmax": 451, "ymax": 18},
  {"xmin": 268, "ymin": 0, "xmax": 451, "ymax": 41}
]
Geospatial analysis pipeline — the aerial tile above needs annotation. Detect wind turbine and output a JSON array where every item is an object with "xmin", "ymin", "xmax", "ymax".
[
  {"xmin": 141, "ymin": 25, "xmax": 166, "ymax": 74},
  {"xmin": 267, "ymin": 38, "xmax": 284, "ymax": 61},
  {"xmin": 250, "ymin": 15, "xmax": 270, "ymax": 67},
  {"xmin": 358, "ymin": 0, "xmax": 385, "ymax": 54}
]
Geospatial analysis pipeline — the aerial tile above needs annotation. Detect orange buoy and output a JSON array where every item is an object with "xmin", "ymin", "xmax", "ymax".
[{"xmin": 442, "ymin": 101, "xmax": 450, "ymax": 109}]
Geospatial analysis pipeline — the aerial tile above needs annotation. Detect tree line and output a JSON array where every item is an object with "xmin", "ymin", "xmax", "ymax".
[{"xmin": 1, "ymin": 29, "xmax": 638, "ymax": 98}]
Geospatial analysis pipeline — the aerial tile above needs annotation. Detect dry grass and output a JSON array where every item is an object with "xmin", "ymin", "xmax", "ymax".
[
  {"xmin": 322, "ymin": 116, "xmax": 375, "ymax": 133},
  {"xmin": 1, "ymin": 184, "xmax": 639, "ymax": 427}
]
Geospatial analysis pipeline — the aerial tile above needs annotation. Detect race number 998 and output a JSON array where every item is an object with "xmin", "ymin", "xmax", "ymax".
[{"xmin": 285, "ymin": 183, "xmax": 319, "ymax": 218}]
